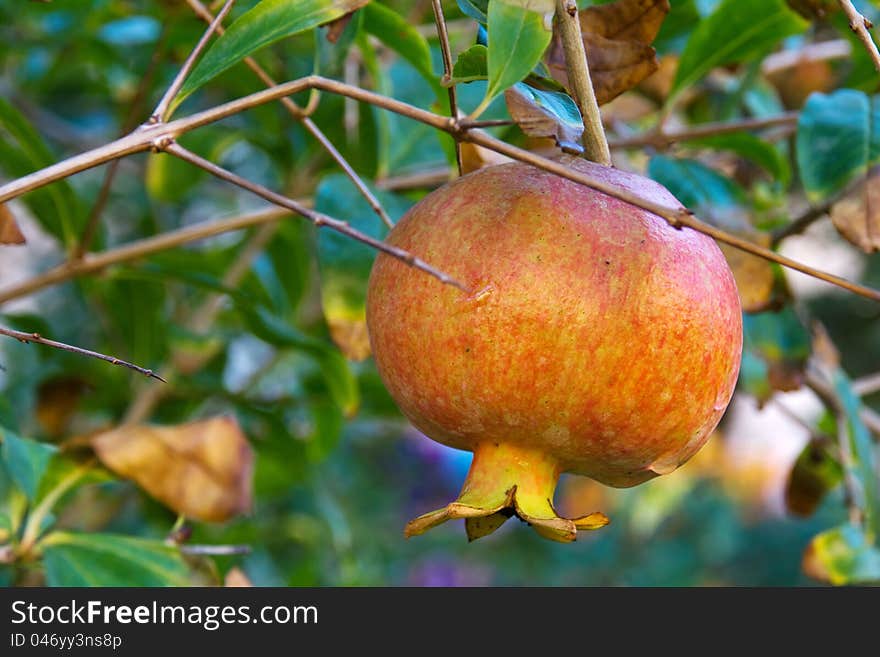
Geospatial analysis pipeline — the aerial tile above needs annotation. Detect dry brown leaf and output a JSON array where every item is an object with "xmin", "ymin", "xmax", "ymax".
[
  {"xmin": 0, "ymin": 203, "xmax": 25, "ymax": 245},
  {"xmin": 224, "ymin": 567, "xmax": 253, "ymax": 587},
  {"xmin": 810, "ymin": 320, "xmax": 840, "ymax": 371},
  {"xmin": 718, "ymin": 233, "xmax": 778, "ymax": 313},
  {"xmin": 786, "ymin": 0, "xmax": 838, "ymax": 20},
  {"xmin": 91, "ymin": 416, "xmax": 253, "ymax": 523},
  {"xmin": 830, "ymin": 168, "xmax": 880, "ymax": 253},
  {"xmin": 35, "ymin": 377, "xmax": 88, "ymax": 438},
  {"xmin": 460, "ymin": 142, "xmax": 515, "ymax": 174},
  {"xmin": 324, "ymin": 11, "xmax": 356, "ymax": 43},
  {"xmin": 546, "ymin": 0, "xmax": 669, "ymax": 105}
]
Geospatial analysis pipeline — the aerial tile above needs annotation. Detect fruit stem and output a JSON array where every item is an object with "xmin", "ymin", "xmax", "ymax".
[{"xmin": 554, "ymin": 0, "xmax": 611, "ymax": 165}]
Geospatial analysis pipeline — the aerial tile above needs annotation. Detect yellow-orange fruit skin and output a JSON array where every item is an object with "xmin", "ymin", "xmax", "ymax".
[{"xmin": 366, "ymin": 157, "xmax": 742, "ymax": 488}]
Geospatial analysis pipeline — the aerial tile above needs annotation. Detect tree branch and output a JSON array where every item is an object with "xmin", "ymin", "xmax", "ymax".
[
  {"xmin": 431, "ymin": 0, "xmax": 463, "ymax": 176},
  {"xmin": 554, "ymin": 0, "xmax": 610, "ymax": 165},
  {"xmin": 162, "ymin": 142, "xmax": 468, "ymax": 292},
  {"xmin": 0, "ymin": 326, "xmax": 164, "ymax": 381},
  {"xmin": 838, "ymin": 0, "xmax": 880, "ymax": 73},
  {"xmin": 184, "ymin": 0, "xmax": 394, "ymax": 229},
  {"xmin": 151, "ymin": 0, "xmax": 235, "ymax": 122},
  {"xmin": 3, "ymin": 75, "xmax": 880, "ymax": 303},
  {"xmin": 609, "ymin": 113, "xmax": 799, "ymax": 150},
  {"xmin": 0, "ymin": 207, "xmax": 292, "ymax": 305}
]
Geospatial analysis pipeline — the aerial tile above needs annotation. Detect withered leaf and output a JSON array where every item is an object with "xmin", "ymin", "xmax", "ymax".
[
  {"xmin": 0, "ymin": 203, "xmax": 25, "ymax": 245},
  {"xmin": 91, "ymin": 416, "xmax": 253, "ymax": 523},
  {"xmin": 718, "ymin": 235, "xmax": 779, "ymax": 313},
  {"xmin": 830, "ymin": 167, "xmax": 880, "ymax": 253},
  {"xmin": 786, "ymin": 0, "xmax": 838, "ymax": 20},
  {"xmin": 546, "ymin": 0, "xmax": 669, "ymax": 105},
  {"xmin": 324, "ymin": 11, "xmax": 356, "ymax": 43},
  {"xmin": 461, "ymin": 141, "xmax": 515, "ymax": 174},
  {"xmin": 784, "ymin": 438, "xmax": 842, "ymax": 517},
  {"xmin": 504, "ymin": 83, "xmax": 584, "ymax": 154}
]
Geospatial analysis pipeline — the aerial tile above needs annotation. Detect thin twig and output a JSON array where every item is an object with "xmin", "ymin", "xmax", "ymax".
[
  {"xmin": 838, "ymin": 0, "xmax": 880, "ymax": 73},
  {"xmin": 74, "ymin": 29, "xmax": 169, "ymax": 259},
  {"xmin": 3, "ymin": 75, "xmax": 880, "ymax": 303},
  {"xmin": 431, "ymin": 0, "xmax": 463, "ymax": 176},
  {"xmin": 761, "ymin": 39, "xmax": 851, "ymax": 76},
  {"xmin": 184, "ymin": 0, "xmax": 394, "ymax": 229},
  {"xmin": 854, "ymin": 371, "xmax": 880, "ymax": 397},
  {"xmin": 0, "ymin": 326, "xmax": 164, "ymax": 381},
  {"xmin": 463, "ymin": 128, "xmax": 880, "ymax": 303},
  {"xmin": 124, "ymin": 222, "xmax": 284, "ymax": 424},
  {"xmin": 162, "ymin": 142, "xmax": 468, "ymax": 292},
  {"xmin": 178, "ymin": 544, "xmax": 252, "ymax": 556},
  {"xmin": 151, "ymin": 0, "xmax": 235, "ymax": 122},
  {"xmin": 609, "ymin": 113, "xmax": 799, "ymax": 150},
  {"xmin": 771, "ymin": 174, "xmax": 864, "ymax": 246},
  {"xmin": 554, "ymin": 0, "xmax": 610, "ymax": 164},
  {"xmin": 0, "ymin": 208, "xmax": 292, "ymax": 305}
]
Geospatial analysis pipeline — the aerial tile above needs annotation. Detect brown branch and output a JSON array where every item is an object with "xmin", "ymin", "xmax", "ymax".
[
  {"xmin": 463, "ymin": 129, "xmax": 880, "ymax": 303},
  {"xmin": 609, "ymin": 113, "xmax": 799, "ymax": 150},
  {"xmin": 151, "ymin": 0, "xmax": 235, "ymax": 121},
  {"xmin": 184, "ymin": 0, "xmax": 394, "ymax": 229},
  {"xmin": 162, "ymin": 142, "xmax": 468, "ymax": 292},
  {"xmin": 431, "ymin": 0, "xmax": 463, "ymax": 176},
  {"xmin": 771, "ymin": 174, "xmax": 865, "ymax": 246},
  {"xmin": 123, "ymin": 221, "xmax": 282, "ymax": 424},
  {"xmin": 3, "ymin": 75, "xmax": 880, "ymax": 303},
  {"xmin": 839, "ymin": 0, "xmax": 880, "ymax": 74},
  {"xmin": 74, "ymin": 29, "xmax": 169, "ymax": 260},
  {"xmin": 761, "ymin": 39, "xmax": 851, "ymax": 76},
  {"xmin": 0, "ymin": 326, "xmax": 164, "ymax": 381},
  {"xmin": 0, "ymin": 207, "xmax": 292, "ymax": 305},
  {"xmin": 853, "ymin": 372, "xmax": 880, "ymax": 397},
  {"xmin": 554, "ymin": 0, "xmax": 611, "ymax": 164}
]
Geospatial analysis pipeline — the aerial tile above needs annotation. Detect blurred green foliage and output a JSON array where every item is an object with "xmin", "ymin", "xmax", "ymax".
[{"xmin": 0, "ymin": 0, "xmax": 879, "ymax": 587}]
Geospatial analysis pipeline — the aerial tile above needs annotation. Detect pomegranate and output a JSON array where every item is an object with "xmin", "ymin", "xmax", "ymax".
[{"xmin": 366, "ymin": 156, "xmax": 742, "ymax": 542}]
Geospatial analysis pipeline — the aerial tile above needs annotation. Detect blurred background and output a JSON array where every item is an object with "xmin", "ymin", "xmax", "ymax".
[{"xmin": 1, "ymin": 0, "xmax": 879, "ymax": 586}]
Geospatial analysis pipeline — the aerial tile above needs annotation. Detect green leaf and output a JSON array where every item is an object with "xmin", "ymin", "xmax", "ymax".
[
  {"xmin": 479, "ymin": 0, "xmax": 554, "ymax": 116},
  {"xmin": 0, "ymin": 429, "xmax": 57, "ymax": 502},
  {"xmin": 804, "ymin": 524, "xmax": 880, "ymax": 586},
  {"xmin": 831, "ymin": 368, "xmax": 880, "ymax": 533},
  {"xmin": 505, "ymin": 82, "xmax": 584, "ymax": 154},
  {"xmin": 242, "ymin": 307, "xmax": 359, "ymax": 417},
  {"xmin": 0, "ymin": 99, "xmax": 83, "ymax": 245},
  {"xmin": 362, "ymin": 2, "xmax": 443, "ymax": 99},
  {"xmin": 41, "ymin": 531, "xmax": 192, "ymax": 587},
  {"xmin": 796, "ymin": 89, "xmax": 880, "ymax": 201},
  {"xmin": 304, "ymin": 399, "xmax": 345, "ymax": 462},
  {"xmin": 315, "ymin": 174, "xmax": 412, "ymax": 362},
  {"xmin": 686, "ymin": 132, "xmax": 791, "ymax": 186},
  {"xmin": 457, "ymin": 0, "xmax": 489, "ymax": 24},
  {"xmin": 670, "ymin": 0, "xmax": 808, "ymax": 100},
  {"xmin": 176, "ymin": 0, "xmax": 370, "ymax": 106},
  {"xmin": 654, "ymin": 0, "xmax": 701, "ymax": 55},
  {"xmin": 449, "ymin": 44, "xmax": 488, "ymax": 84},
  {"xmin": 739, "ymin": 307, "xmax": 811, "ymax": 402},
  {"xmin": 647, "ymin": 156, "xmax": 750, "ymax": 233}
]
